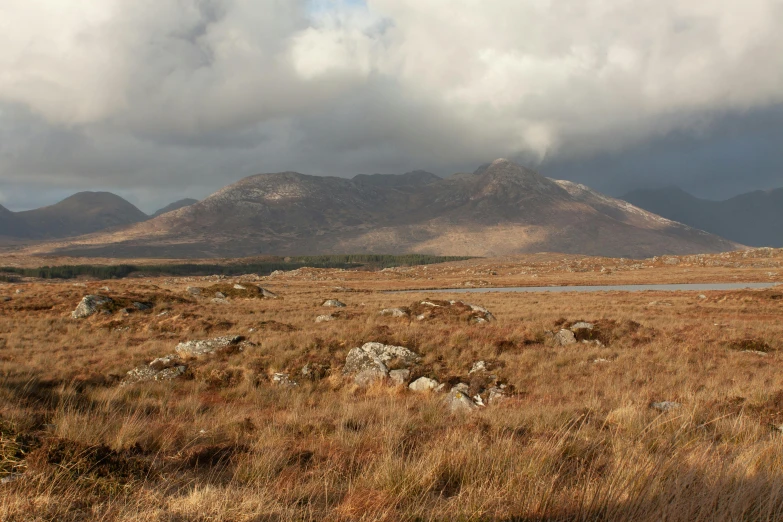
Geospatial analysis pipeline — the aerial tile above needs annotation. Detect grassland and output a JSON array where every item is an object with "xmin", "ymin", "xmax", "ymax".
[{"xmin": 1, "ymin": 248, "xmax": 782, "ymax": 521}]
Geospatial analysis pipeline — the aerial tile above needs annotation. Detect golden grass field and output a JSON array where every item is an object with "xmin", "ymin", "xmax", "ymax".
[{"xmin": 1, "ymin": 248, "xmax": 783, "ymax": 521}]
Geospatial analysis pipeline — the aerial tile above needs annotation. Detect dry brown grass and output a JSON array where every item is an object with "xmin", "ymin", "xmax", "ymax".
[{"xmin": 1, "ymin": 250, "xmax": 782, "ymax": 520}]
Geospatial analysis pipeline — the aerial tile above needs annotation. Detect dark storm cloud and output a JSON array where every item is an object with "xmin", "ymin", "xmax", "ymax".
[{"xmin": 1, "ymin": 0, "xmax": 782, "ymax": 212}]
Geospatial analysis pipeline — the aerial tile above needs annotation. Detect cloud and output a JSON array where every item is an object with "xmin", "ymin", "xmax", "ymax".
[{"xmin": 0, "ymin": 0, "xmax": 781, "ymax": 210}]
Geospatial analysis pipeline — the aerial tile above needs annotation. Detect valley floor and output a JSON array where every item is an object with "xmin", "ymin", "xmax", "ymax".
[{"xmin": 1, "ymin": 249, "xmax": 783, "ymax": 521}]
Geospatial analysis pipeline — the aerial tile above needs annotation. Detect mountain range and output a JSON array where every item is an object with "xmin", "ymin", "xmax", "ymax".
[
  {"xmin": 14, "ymin": 159, "xmax": 740, "ymax": 259},
  {"xmin": 624, "ymin": 187, "xmax": 783, "ymax": 248},
  {"xmin": 0, "ymin": 193, "xmax": 198, "ymax": 241}
]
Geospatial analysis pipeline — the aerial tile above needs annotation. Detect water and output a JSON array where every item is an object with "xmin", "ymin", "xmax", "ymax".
[{"xmin": 393, "ymin": 282, "xmax": 780, "ymax": 294}]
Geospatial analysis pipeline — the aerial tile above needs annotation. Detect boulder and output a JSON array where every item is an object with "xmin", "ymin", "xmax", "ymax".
[
  {"xmin": 380, "ymin": 308, "xmax": 408, "ymax": 317},
  {"xmin": 445, "ymin": 388, "xmax": 478, "ymax": 413},
  {"xmin": 123, "ymin": 363, "xmax": 187, "ymax": 385},
  {"xmin": 409, "ymin": 377, "xmax": 439, "ymax": 392},
  {"xmin": 554, "ymin": 329, "xmax": 577, "ymax": 346},
  {"xmin": 343, "ymin": 342, "xmax": 421, "ymax": 386},
  {"xmin": 71, "ymin": 295, "xmax": 113, "ymax": 319},
  {"xmin": 175, "ymin": 335, "xmax": 244, "ymax": 358},
  {"xmin": 323, "ymin": 299, "xmax": 346, "ymax": 307},
  {"xmin": 389, "ymin": 369, "xmax": 411, "ymax": 386}
]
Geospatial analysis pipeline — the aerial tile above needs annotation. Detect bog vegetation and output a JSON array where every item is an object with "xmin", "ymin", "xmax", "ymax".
[{"xmin": 1, "ymin": 251, "xmax": 782, "ymax": 521}]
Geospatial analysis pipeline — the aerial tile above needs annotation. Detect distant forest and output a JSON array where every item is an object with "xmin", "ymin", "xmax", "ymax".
[{"xmin": 0, "ymin": 254, "xmax": 473, "ymax": 280}]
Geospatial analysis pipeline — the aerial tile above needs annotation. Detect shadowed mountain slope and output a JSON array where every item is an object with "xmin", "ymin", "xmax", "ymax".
[
  {"xmin": 22, "ymin": 160, "xmax": 740, "ymax": 258},
  {"xmin": 624, "ymin": 187, "xmax": 783, "ymax": 247},
  {"xmin": 151, "ymin": 198, "xmax": 199, "ymax": 218}
]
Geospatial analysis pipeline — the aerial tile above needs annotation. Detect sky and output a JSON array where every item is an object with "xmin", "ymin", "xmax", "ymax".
[{"xmin": 0, "ymin": 0, "xmax": 781, "ymax": 213}]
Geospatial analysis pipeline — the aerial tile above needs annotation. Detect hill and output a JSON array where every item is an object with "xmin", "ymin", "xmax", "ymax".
[
  {"xmin": 151, "ymin": 198, "xmax": 199, "ymax": 218},
  {"xmin": 624, "ymin": 187, "xmax": 783, "ymax": 247},
  {"xmin": 29, "ymin": 159, "xmax": 740, "ymax": 258}
]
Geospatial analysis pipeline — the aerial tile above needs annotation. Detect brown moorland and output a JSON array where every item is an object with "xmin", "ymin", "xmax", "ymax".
[{"xmin": 1, "ymin": 248, "xmax": 782, "ymax": 521}]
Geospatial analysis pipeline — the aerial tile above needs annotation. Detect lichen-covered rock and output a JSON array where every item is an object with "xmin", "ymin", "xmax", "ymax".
[
  {"xmin": 315, "ymin": 314, "xmax": 335, "ymax": 323},
  {"xmin": 187, "ymin": 287, "xmax": 202, "ymax": 296},
  {"xmin": 446, "ymin": 389, "xmax": 478, "ymax": 413},
  {"xmin": 343, "ymin": 342, "xmax": 421, "ymax": 386},
  {"xmin": 272, "ymin": 373, "xmax": 297, "ymax": 388},
  {"xmin": 570, "ymin": 322, "xmax": 594, "ymax": 331},
  {"xmin": 71, "ymin": 295, "xmax": 113, "ymax": 319},
  {"xmin": 389, "ymin": 369, "xmax": 410, "ymax": 386},
  {"xmin": 122, "ymin": 363, "xmax": 187, "ymax": 385},
  {"xmin": 554, "ymin": 329, "xmax": 577, "ymax": 346},
  {"xmin": 650, "ymin": 401, "xmax": 682, "ymax": 412},
  {"xmin": 323, "ymin": 299, "xmax": 346, "ymax": 307},
  {"xmin": 409, "ymin": 377, "xmax": 439, "ymax": 392},
  {"xmin": 379, "ymin": 308, "xmax": 408, "ymax": 317},
  {"xmin": 175, "ymin": 335, "xmax": 244, "ymax": 358}
]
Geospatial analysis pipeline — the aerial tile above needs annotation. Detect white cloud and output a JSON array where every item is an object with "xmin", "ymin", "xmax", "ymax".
[{"xmin": 0, "ymin": 0, "xmax": 782, "ymax": 207}]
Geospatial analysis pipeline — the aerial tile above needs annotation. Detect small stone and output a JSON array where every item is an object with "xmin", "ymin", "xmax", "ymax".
[
  {"xmin": 741, "ymin": 350, "xmax": 769, "ymax": 356},
  {"xmin": 698, "ymin": 295, "xmax": 707, "ymax": 299},
  {"xmin": 187, "ymin": 287, "xmax": 202, "ymax": 296},
  {"xmin": 211, "ymin": 298, "xmax": 229, "ymax": 304},
  {"xmin": 420, "ymin": 301, "xmax": 441, "ymax": 307},
  {"xmin": 452, "ymin": 383, "xmax": 470, "ymax": 394},
  {"xmin": 233, "ymin": 284, "xmax": 246, "ymax": 290},
  {"xmin": 315, "ymin": 314, "xmax": 334, "ymax": 323},
  {"xmin": 379, "ymin": 308, "xmax": 408, "ymax": 317},
  {"xmin": 215, "ymin": 292, "xmax": 226, "ymax": 299},
  {"xmin": 323, "ymin": 299, "xmax": 346, "ymax": 307},
  {"xmin": 132, "ymin": 301, "xmax": 153, "ymax": 311},
  {"xmin": 469, "ymin": 361, "xmax": 487, "ymax": 374},
  {"xmin": 175, "ymin": 335, "xmax": 244, "ymax": 358},
  {"xmin": 650, "ymin": 401, "xmax": 682, "ymax": 412},
  {"xmin": 570, "ymin": 322, "xmax": 594, "ymax": 331},
  {"xmin": 14, "ymin": 289, "xmax": 22, "ymax": 294},
  {"xmin": 446, "ymin": 390, "xmax": 477, "ymax": 413},
  {"xmin": 486, "ymin": 387, "xmax": 507, "ymax": 404},
  {"xmin": 260, "ymin": 288, "xmax": 279, "ymax": 299},
  {"xmin": 272, "ymin": 373, "xmax": 297, "ymax": 388},
  {"xmin": 409, "ymin": 377, "xmax": 439, "ymax": 392},
  {"xmin": 554, "ymin": 329, "xmax": 577, "ymax": 346},
  {"xmin": 389, "ymin": 369, "xmax": 410, "ymax": 386},
  {"xmin": 416, "ymin": 314, "xmax": 426, "ymax": 321}
]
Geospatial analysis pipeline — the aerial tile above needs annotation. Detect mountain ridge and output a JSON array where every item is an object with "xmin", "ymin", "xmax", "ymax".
[{"xmin": 20, "ymin": 159, "xmax": 740, "ymax": 259}]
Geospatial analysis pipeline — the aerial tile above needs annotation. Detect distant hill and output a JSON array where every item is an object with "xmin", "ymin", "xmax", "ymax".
[
  {"xmin": 624, "ymin": 187, "xmax": 783, "ymax": 247},
  {"xmin": 28, "ymin": 159, "xmax": 739, "ymax": 258},
  {"xmin": 0, "ymin": 192, "xmax": 148, "ymax": 240},
  {"xmin": 151, "ymin": 198, "xmax": 199, "ymax": 218}
]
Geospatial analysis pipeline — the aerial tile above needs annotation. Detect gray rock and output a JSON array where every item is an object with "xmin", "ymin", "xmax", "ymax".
[
  {"xmin": 343, "ymin": 342, "xmax": 421, "ymax": 386},
  {"xmin": 446, "ymin": 389, "xmax": 477, "ymax": 413},
  {"xmin": 315, "ymin": 314, "xmax": 334, "ymax": 323},
  {"xmin": 389, "ymin": 369, "xmax": 411, "ymax": 386},
  {"xmin": 486, "ymin": 386, "xmax": 507, "ymax": 404},
  {"xmin": 215, "ymin": 291, "xmax": 226, "ymax": 299},
  {"xmin": 149, "ymin": 354, "xmax": 182, "ymax": 371},
  {"xmin": 323, "ymin": 299, "xmax": 346, "ymax": 307},
  {"xmin": 132, "ymin": 301, "xmax": 153, "ymax": 311},
  {"xmin": 187, "ymin": 287, "xmax": 202, "ymax": 296},
  {"xmin": 379, "ymin": 308, "xmax": 408, "ymax": 317},
  {"xmin": 175, "ymin": 335, "xmax": 244, "ymax": 358},
  {"xmin": 409, "ymin": 376, "xmax": 439, "ymax": 392},
  {"xmin": 650, "ymin": 401, "xmax": 682, "ymax": 412},
  {"xmin": 570, "ymin": 322, "xmax": 594, "ymax": 331},
  {"xmin": 260, "ymin": 288, "xmax": 279, "ymax": 299},
  {"xmin": 420, "ymin": 301, "xmax": 442, "ymax": 307},
  {"xmin": 452, "ymin": 382, "xmax": 470, "ymax": 394},
  {"xmin": 233, "ymin": 284, "xmax": 246, "ymax": 290},
  {"xmin": 469, "ymin": 361, "xmax": 487, "ymax": 374},
  {"xmin": 301, "ymin": 363, "xmax": 329, "ymax": 381},
  {"xmin": 272, "ymin": 373, "xmax": 297, "ymax": 388},
  {"xmin": 122, "ymin": 364, "xmax": 187, "ymax": 385},
  {"xmin": 71, "ymin": 295, "xmax": 113, "ymax": 319},
  {"xmin": 554, "ymin": 329, "xmax": 577, "ymax": 346},
  {"xmin": 211, "ymin": 298, "xmax": 229, "ymax": 304}
]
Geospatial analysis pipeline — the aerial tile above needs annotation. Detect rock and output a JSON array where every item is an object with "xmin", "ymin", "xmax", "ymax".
[
  {"xmin": 175, "ymin": 335, "xmax": 244, "ymax": 358},
  {"xmin": 446, "ymin": 389, "xmax": 477, "ymax": 413},
  {"xmin": 323, "ymin": 299, "xmax": 346, "ymax": 307},
  {"xmin": 570, "ymin": 322, "xmax": 594, "ymax": 331},
  {"xmin": 452, "ymin": 382, "xmax": 470, "ymax": 394},
  {"xmin": 272, "ymin": 373, "xmax": 297, "ymax": 388},
  {"xmin": 466, "ymin": 303, "xmax": 496, "ymax": 321},
  {"xmin": 471, "ymin": 317, "xmax": 488, "ymax": 324},
  {"xmin": 650, "ymin": 401, "xmax": 682, "ymax": 412},
  {"xmin": 409, "ymin": 377, "xmax": 439, "ymax": 392},
  {"xmin": 123, "ymin": 364, "xmax": 187, "ymax": 385},
  {"xmin": 389, "ymin": 369, "xmax": 411, "ymax": 386},
  {"xmin": 416, "ymin": 314, "xmax": 426, "ymax": 321},
  {"xmin": 187, "ymin": 287, "xmax": 202, "ymax": 296},
  {"xmin": 215, "ymin": 292, "xmax": 226, "ymax": 299},
  {"xmin": 1, "ymin": 296, "xmax": 10, "ymax": 302},
  {"xmin": 592, "ymin": 358, "xmax": 612, "ymax": 363},
  {"xmin": 486, "ymin": 386, "xmax": 507, "ymax": 404},
  {"xmin": 315, "ymin": 314, "xmax": 335, "ymax": 323},
  {"xmin": 741, "ymin": 350, "xmax": 769, "ymax": 356},
  {"xmin": 260, "ymin": 288, "xmax": 279, "ymax": 299},
  {"xmin": 343, "ymin": 342, "xmax": 421, "ymax": 386},
  {"xmin": 149, "ymin": 354, "xmax": 182, "ymax": 371},
  {"xmin": 233, "ymin": 284, "xmax": 246, "ymax": 290},
  {"xmin": 421, "ymin": 301, "xmax": 441, "ymax": 307},
  {"xmin": 379, "ymin": 308, "xmax": 408, "ymax": 317},
  {"xmin": 1, "ymin": 473, "xmax": 22, "ymax": 484},
  {"xmin": 301, "ymin": 363, "xmax": 329, "ymax": 381},
  {"xmin": 132, "ymin": 301, "xmax": 153, "ymax": 311},
  {"xmin": 71, "ymin": 295, "xmax": 113, "ymax": 319},
  {"xmin": 14, "ymin": 289, "xmax": 22, "ymax": 294},
  {"xmin": 554, "ymin": 329, "xmax": 577, "ymax": 346},
  {"xmin": 211, "ymin": 298, "xmax": 229, "ymax": 304},
  {"xmin": 469, "ymin": 361, "xmax": 487, "ymax": 374},
  {"xmin": 698, "ymin": 294, "xmax": 707, "ymax": 299}
]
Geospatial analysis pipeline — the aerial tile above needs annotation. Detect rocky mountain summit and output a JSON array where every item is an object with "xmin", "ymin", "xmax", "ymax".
[{"xmin": 21, "ymin": 160, "xmax": 740, "ymax": 258}]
